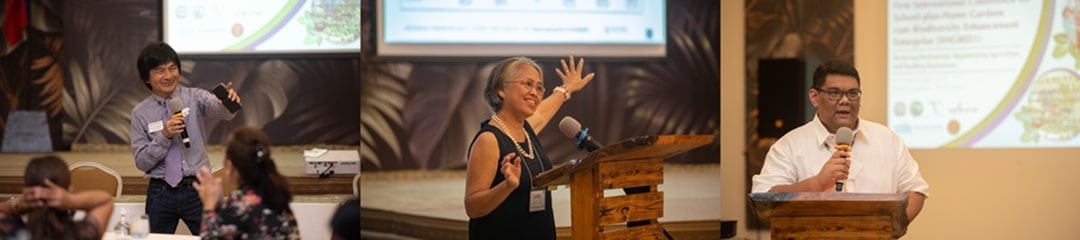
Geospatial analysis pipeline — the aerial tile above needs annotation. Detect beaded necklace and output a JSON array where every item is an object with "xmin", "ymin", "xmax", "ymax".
[{"xmin": 490, "ymin": 114, "xmax": 536, "ymax": 160}]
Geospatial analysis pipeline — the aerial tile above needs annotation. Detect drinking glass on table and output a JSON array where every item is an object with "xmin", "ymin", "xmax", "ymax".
[{"xmin": 131, "ymin": 214, "xmax": 149, "ymax": 240}]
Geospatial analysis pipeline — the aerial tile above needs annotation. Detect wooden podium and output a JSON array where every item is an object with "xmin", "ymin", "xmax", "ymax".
[
  {"xmin": 748, "ymin": 192, "xmax": 910, "ymax": 239},
  {"xmin": 534, "ymin": 135, "xmax": 713, "ymax": 240}
]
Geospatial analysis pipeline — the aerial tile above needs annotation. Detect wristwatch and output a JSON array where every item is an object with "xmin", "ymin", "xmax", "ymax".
[{"xmin": 553, "ymin": 86, "xmax": 571, "ymax": 100}]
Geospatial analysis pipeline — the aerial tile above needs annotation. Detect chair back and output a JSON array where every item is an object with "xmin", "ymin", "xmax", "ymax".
[
  {"xmin": 68, "ymin": 161, "xmax": 123, "ymax": 197},
  {"xmin": 353, "ymin": 173, "xmax": 360, "ymax": 196}
]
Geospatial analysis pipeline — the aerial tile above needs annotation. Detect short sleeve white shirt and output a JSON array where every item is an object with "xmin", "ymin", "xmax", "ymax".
[{"xmin": 752, "ymin": 115, "xmax": 930, "ymax": 197}]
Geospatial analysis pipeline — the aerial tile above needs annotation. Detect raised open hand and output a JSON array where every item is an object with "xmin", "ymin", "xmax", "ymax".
[
  {"xmin": 192, "ymin": 166, "xmax": 223, "ymax": 210},
  {"xmin": 554, "ymin": 55, "xmax": 596, "ymax": 93}
]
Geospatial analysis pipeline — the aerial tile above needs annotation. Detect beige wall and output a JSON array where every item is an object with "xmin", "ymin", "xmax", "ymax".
[{"xmin": 722, "ymin": 1, "xmax": 1080, "ymax": 239}]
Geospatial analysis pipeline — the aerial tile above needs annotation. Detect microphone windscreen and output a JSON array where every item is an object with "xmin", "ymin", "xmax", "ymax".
[
  {"xmin": 835, "ymin": 127, "xmax": 854, "ymax": 146},
  {"xmin": 168, "ymin": 98, "xmax": 184, "ymax": 113},
  {"xmin": 559, "ymin": 116, "xmax": 582, "ymax": 139}
]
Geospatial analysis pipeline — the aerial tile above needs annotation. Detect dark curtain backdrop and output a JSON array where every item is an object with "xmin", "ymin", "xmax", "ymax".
[{"xmin": 361, "ymin": 0, "xmax": 720, "ymax": 170}]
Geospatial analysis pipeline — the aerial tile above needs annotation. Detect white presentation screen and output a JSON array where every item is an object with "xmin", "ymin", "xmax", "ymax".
[
  {"xmin": 886, "ymin": 0, "xmax": 1080, "ymax": 148},
  {"xmin": 163, "ymin": 0, "xmax": 361, "ymax": 55},
  {"xmin": 377, "ymin": 0, "xmax": 666, "ymax": 58}
]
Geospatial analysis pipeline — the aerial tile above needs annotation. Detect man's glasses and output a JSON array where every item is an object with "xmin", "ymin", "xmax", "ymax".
[
  {"xmin": 814, "ymin": 88, "xmax": 861, "ymax": 101},
  {"xmin": 506, "ymin": 80, "xmax": 545, "ymax": 95}
]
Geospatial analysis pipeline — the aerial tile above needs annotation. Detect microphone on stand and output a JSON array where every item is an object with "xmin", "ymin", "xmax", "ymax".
[
  {"xmin": 559, "ymin": 116, "xmax": 602, "ymax": 152},
  {"xmin": 557, "ymin": 116, "xmax": 676, "ymax": 240},
  {"xmin": 834, "ymin": 127, "xmax": 854, "ymax": 192}
]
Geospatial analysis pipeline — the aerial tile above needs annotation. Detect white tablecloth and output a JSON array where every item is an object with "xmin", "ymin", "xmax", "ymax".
[{"xmin": 106, "ymin": 196, "xmax": 345, "ymax": 240}]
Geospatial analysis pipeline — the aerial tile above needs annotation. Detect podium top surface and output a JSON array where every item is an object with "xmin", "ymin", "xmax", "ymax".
[
  {"xmin": 748, "ymin": 192, "xmax": 910, "ymax": 229},
  {"xmin": 749, "ymin": 192, "xmax": 908, "ymax": 203},
  {"xmin": 534, "ymin": 135, "xmax": 714, "ymax": 187}
]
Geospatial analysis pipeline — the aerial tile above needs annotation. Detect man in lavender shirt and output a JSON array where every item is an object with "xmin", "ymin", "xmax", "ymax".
[{"xmin": 129, "ymin": 42, "xmax": 240, "ymax": 234}]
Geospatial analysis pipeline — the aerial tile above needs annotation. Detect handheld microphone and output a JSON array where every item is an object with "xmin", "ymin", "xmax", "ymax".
[
  {"xmin": 167, "ymin": 98, "xmax": 191, "ymax": 148},
  {"xmin": 559, "ymin": 116, "xmax": 602, "ymax": 152},
  {"xmin": 834, "ymin": 127, "xmax": 854, "ymax": 192}
]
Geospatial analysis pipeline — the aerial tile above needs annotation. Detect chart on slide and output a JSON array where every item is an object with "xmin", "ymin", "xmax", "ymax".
[
  {"xmin": 888, "ymin": 0, "xmax": 1080, "ymax": 148},
  {"xmin": 164, "ymin": 0, "xmax": 361, "ymax": 54}
]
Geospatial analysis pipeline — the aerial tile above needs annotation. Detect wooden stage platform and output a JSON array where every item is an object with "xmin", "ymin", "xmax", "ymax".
[
  {"xmin": 0, "ymin": 145, "xmax": 356, "ymax": 195},
  {"xmin": 359, "ymin": 163, "xmax": 723, "ymax": 240}
]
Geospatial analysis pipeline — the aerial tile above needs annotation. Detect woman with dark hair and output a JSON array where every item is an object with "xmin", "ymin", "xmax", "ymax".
[
  {"xmin": 0, "ymin": 155, "xmax": 115, "ymax": 240},
  {"xmin": 193, "ymin": 127, "xmax": 300, "ymax": 239}
]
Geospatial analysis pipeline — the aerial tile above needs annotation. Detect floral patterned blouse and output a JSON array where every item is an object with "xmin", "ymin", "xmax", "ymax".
[{"xmin": 200, "ymin": 188, "xmax": 300, "ymax": 240}]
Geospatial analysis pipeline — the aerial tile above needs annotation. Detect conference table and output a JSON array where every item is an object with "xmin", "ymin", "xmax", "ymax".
[{"xmin": 106, "ymin": 195, "xmax": 349, "ymax": 240}]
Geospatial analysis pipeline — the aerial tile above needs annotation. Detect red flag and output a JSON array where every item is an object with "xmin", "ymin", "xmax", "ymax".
[{"xmin": 3, "ymin": 0, "xmax": 27, "ymax": 46}]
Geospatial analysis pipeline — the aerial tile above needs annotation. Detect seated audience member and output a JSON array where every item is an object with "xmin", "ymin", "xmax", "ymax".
[
  {"xmin": 0, "ymin": 155, "xmax": 115, "ymax": 240},
  {"xmin": 331, "ymin": 197, "xmax": 360, "ymax": 240},
  {"xmin": 193, "ymin": 127, "xmax": 300, "ymax": 239}
]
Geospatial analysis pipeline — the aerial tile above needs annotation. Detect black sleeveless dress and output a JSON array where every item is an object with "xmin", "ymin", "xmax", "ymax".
[{"xmin": 468, "ymin": 120, "xmax": 556, "ymax": 240}]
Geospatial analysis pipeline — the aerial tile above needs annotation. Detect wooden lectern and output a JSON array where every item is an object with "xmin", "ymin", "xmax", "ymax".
[
  {"xmin": 748, "ymin": 192, "xmax": 910, "ymax": 239},
  {"xmin": 534, "ymin": 135, "xmax": 713, "ymax": 240}
]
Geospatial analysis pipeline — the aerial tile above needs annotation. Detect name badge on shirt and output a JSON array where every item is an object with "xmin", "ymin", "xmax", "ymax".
[
  {"xmin": 148, "ymin": 120, "xmax": 164, "ymax": 133},
  {"xmin": 529, "ymin": 189, "xmax": 546, "ymax": 212}
]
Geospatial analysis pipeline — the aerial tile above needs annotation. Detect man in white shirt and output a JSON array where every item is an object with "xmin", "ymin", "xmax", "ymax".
[{"xmin": 751, "ymin": 60, "xmax": 929, "ymax": 223}]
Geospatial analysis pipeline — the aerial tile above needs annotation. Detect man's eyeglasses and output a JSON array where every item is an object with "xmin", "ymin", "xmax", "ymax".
[
  {"xmin": 506, "ymin": 80, "xmax": 545, "ymax": 95},
  {"xmin": 814, "ymin": 88, "xmax": 861, "ymax": 101}
]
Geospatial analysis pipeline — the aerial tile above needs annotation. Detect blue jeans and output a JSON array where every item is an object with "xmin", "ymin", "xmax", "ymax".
[{"xmin": 146, "ymin": 177, "xmax": 202, "ymax": 234}]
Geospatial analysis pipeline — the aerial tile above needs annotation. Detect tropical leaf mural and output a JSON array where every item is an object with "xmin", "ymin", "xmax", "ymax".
[
  {"xmin": 263, "ymin": 59, "xmax": 362, "ymax": 144},
  {"xmin": 63, "ymin": 0, "xmax": 161, "ymax": 146},
  {"xmin": 30, "ymin": 32, "xmax": 63, "ymax": 118},
  {"xmin": 358, "ymin": 0, "xmax": 408, "ymax": 170},
  {"xmin": 360, "ymin": 61, "xmax": 408, "ymax": 170},
  {"xmin": 402, "ymin": 62, "xmax": 491, "ymax": 169},
  {"xmin": 62, "ymin": 60, "xmax": 145, "ymax": 144},
  {"xmin": 618, "ymin": 0, "xmax": 719, "ymax": 141},
  {"xmin": 0, "ymin": 0, "xmax": 65, "ymax": 149}
]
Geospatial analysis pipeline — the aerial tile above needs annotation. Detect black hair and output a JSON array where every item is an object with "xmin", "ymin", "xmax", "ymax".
[
  {"xmin": 330, "ymin": 197, "xmax": 360, "ymax": 240},
  {"xmin": 136, "ymin": 42, "xmax": 181, "ymax": 89},
  {"xmin": 811, "ymin": 60, "xmax": 861, "ymax": 89}
]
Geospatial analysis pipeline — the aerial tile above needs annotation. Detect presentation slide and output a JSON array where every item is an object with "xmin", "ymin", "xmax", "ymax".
[
  {"xmin": 163, "ymin": 0, "xmax": 360, "ymax": 55},
  {"xmin": 377, "ymin": 0, "xmax": 666, "ymax": 57},
  {"xmin": 887, "ymin": 0, "xmax": 1073, "ymax": 148}
]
